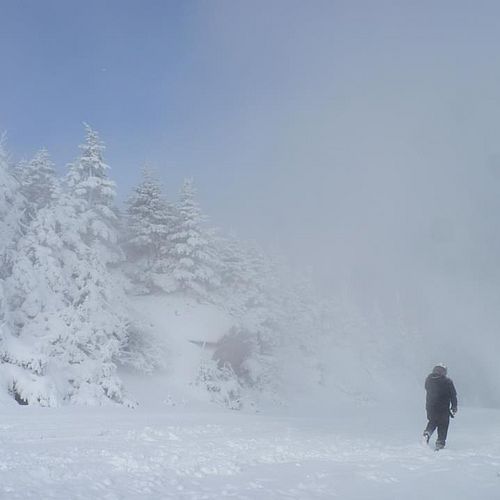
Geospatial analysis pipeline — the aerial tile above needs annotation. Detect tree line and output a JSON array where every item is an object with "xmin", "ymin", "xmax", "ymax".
[{"xmin": 0, "ymin": 125, "xmax": 421, "ymax": 408}]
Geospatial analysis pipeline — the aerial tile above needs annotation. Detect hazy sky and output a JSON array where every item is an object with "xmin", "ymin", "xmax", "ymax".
[{"xmin": 3, "ymin": 1, "xmax": 500, "ymax": 332}]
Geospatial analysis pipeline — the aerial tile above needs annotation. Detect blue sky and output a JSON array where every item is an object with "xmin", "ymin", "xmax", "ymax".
[
  {"xmin": 1, "ymin": 1, "xmax": 196, "ymax": 182},
  {"xmin": 3, "ymin": 0, "xmax": 500, "ymax": 307},
  {"xmin": 1, "ymin": 1, "xmax": 321, "ymax": 181},
  {"xmin": 1, "ymin": 0, "xmax": 349, "ymax": 231}
]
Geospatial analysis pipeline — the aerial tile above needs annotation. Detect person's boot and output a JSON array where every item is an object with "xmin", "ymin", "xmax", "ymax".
[
  {"xmin": 422, "ymin": 431, "xmax": 430, "ymax": 445},
  {"xmin": 435, "ymin": 440, "xmax": 445, "ymax": 451}
]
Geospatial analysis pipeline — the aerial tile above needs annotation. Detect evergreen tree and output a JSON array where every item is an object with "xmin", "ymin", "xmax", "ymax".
[
  {"xmin": 124, "ymin": 167, "xmax": 178, "ymax": 293},
  {"xmin": 0, "ymin": 138, "xmax": 35, "ymax": 402},
  {"xmin": 0, "ymin": 136, "xmax": 22, "ymax": 323},
  {"xmin": 59, "ymin": 126, "xmax": 129, "ymax": 402},
  {"xmin": 2, "ymin": 191, "xmax": 129, "ymax": 405},
  {"xmin": 16, "ymin": 148, "xmax": 58, "ymax": 225},
  {"xmin": 1, "ymin": 131, "xmax": 130, "ymax": 406},
  {"xmin": 126, "ymin": 167, "xmax": 167, "ymax": 264},
  {"xmin": 66, "ymin": 123, "xmax": 121, "ymax": 264},
  {"xmin": 168, "ymin": 178, "xmax": 219, "ymax": 296},
  {"xmin": 0, "ymin": 136, "xmax": 22, "ymax": 265}
]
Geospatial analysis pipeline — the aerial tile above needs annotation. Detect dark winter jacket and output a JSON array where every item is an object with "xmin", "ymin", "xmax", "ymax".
[{"xmin": 425, "ymin": 373, "xmax": 458, "ymax": 419}]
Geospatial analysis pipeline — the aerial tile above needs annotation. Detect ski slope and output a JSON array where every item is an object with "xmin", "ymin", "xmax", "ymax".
[{"xmin": 0, "ymin": 403, "xmax": 499, "ymax": 499}]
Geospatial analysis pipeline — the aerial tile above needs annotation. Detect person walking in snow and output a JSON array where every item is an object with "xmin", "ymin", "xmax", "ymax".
[{"xmin": 423, "ymin": 363, "xmax": 458, "ymax": 450}]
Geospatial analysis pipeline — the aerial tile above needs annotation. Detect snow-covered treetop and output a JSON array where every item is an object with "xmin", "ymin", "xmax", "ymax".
[{"xmin": 78, "ymin": 123, "xmax": 109, "ymax": 177}]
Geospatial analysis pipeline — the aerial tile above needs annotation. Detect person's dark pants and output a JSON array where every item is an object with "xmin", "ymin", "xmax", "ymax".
[{"xmin": 425, "ymin": 413, "xmax": 450, "ymax": 447}]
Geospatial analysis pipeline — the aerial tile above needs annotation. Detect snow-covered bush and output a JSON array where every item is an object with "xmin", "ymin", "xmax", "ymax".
[
  {"xmin": 195, "ymin": 359, "xmax": 242, "ymax": 410},
  {"xmin": 118, "ymin": 321, "xmax": 168, "ymax": 374}
]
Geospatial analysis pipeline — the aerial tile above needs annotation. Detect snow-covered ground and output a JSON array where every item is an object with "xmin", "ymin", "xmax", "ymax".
[{"xmin": 1, "ymin": 402, "xmax": 499, "ymax": 499}]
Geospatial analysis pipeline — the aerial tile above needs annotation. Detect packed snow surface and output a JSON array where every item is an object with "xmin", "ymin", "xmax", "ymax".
[{"xmin": 1, "ymin": 403, "xmax": 499, "ymax": 499}]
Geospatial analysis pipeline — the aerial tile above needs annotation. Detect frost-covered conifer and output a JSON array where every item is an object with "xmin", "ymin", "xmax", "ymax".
[
  {"xmin": 16, "ymin": 149, "xmax": 58, "ymax": 224},
  {"xmin": 0, "ymin": 137, "xmax": 22, "ymax": 321},
  {"xmin": 215, "ymin": 237, "xmax": 276, "ymax": 322},
  {"xmin": 124, "ymin": 167, "xmax": 177, "ymax": 292},
  {"xmin": 0, "ymin": 139, "xmax": 37, "ymax": 402},
  {"xmin": 168, "ymin": 178, "xmax": 220, "ymax": 296},
  {"xmin": 0, "ymin": 137, "xmax": 22, "ymax": 263},
  {"xmin": 66, "ymin": 124, "xmax": 121, "ymax": 264},
  {"xmin": 127, "ymin": 167, "xmax": 170, "ymax": 264},
  {"xmin": 1, "ymin": 132, "xmax": 130, "ymax": 406},
  {"xmin": 58, "ymin": 126, "xmax": 129, "ymax": 402},
  {"xmin": 2, "ymin": 192, "xmax": 129, "ymax": 405}
]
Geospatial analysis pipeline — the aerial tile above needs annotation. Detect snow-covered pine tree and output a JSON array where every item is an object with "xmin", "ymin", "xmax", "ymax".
[
  {"xmin": 1, "ymin": 146, "xmax": 130, "ymax": 406},
  {"xmin": 0, "ymin": 136, "xmax": 22, "ymax": 267},
  {"xmin": 66, "ymin": 123, "xmax": 122, "ymax": 265},
  {"xmin": 215, "ymin": 235, "xmax": 255, "ymax": 316},
  {"xmin": 58, "ymin": 125, "xmax": 131, "ymax": 403},
  {"xmin": 168, "ymin": 178, "xmax": 220, "ymax": 297},
  {"xmin": 5, "ymin": 154, "xmax": 62, "ymax": 341},
  {"xmin": 0, "ymin": 138, "xmax": 35, "ymax": 403},
  {"xmin": 0, "ymin": 127, "xmax": 135, "ymax": 406},
  {"xmin": 2, "ymin": 182, "xmax": 71, "ymax": 405},
  {"xmin": 215, "ymin": 237, "xmax": 280, "ymax": 344},
  {"xmin": 15, "ymin": 148, "xmax": 59, "ymax": 225},
  {"xmin": 124, "ymin": 167, "xmax": 177, "ymax": 293},
  {"xmin": 0, "ymin": 137, "xmax": 22, "ymax": 314}
]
